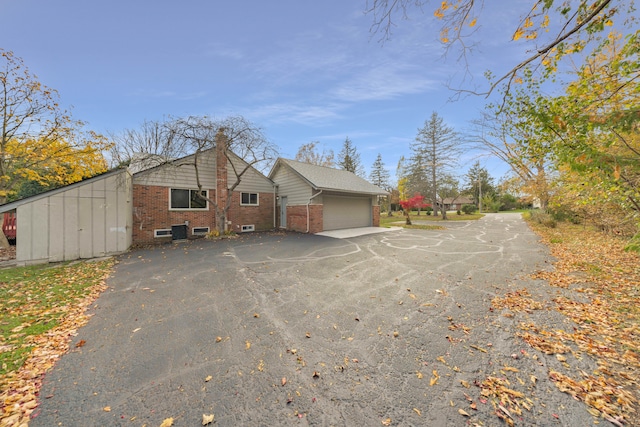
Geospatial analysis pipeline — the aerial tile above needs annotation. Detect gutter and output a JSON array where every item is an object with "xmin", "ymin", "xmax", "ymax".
[{"xmin": 306, "ymin": 189, "xmax": 323, "ymax": 233}]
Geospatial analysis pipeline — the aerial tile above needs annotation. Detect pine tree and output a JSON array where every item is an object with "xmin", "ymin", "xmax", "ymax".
[
  {"xmin": 369, "ymin": 153, "xmax": 390, "ymax": 190},
  {"xmin": 337, "ymin": 137, "xmax": 364, "ymax": 177}
]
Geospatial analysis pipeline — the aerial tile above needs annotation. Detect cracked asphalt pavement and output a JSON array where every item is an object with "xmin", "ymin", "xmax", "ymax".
[{"xmin": 32, "ymin": 213, "xmax": 599, "ymax": 426}]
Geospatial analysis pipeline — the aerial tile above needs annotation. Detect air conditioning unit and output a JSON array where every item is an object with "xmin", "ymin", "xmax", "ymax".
[{"xmin": 241, "ymin": 224, "xmax": 255, "ymax": 232}]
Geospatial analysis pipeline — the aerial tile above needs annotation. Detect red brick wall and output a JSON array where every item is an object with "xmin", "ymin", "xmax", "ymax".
[
  {"xmin": 133, "ymin": 185, "xmax": 275, "ymax": 244},
  {"xmin": 226, "ymin": 191, "xmax": 275, "ymax": 233},
  {"xmin": 132, "ymin": 185, "xmax": 216, "ymax": 244},
  {"xmin": 286, "ymin": 204, "xmax": 323, "ymax": 233},
  {"xmin": 372, "ymin": 205, "xmax": 380, "ymax": 227}
]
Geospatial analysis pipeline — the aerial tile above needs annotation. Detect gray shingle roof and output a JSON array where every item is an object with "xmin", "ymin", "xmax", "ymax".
[{"xmin": 271, "ymin": 158, "xmax": 388, "ymax": 195}]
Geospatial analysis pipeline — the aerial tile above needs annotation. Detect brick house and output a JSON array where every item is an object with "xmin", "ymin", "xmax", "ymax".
[
  {"xmin": 0, "ymin": 140, "xmax": 387, "ymax": 264},
  {"xmin": 130, "ymin": 134, "xmax": 276, "ymax": 244}
]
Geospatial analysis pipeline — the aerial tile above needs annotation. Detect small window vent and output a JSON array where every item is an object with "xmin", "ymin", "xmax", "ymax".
[
  {"xmin": 241, "ymin": 224, "xmax": 255, "ymax": 232},
  {"xmin": 192, "ymin": 227, "xmax": 210, "ymax": 235}
]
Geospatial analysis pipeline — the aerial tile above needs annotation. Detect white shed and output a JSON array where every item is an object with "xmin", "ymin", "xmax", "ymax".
[{"xmin": 0, "ymin": 169, "xmax": 132, "ymax": 265}]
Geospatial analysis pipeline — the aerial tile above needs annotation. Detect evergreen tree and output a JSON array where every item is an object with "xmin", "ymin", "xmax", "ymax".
[
  {"xmin": 337, "ymin": 137, "xmax": 364, "ymax": 177},
  {"xmin": 369, "ymin": 153, "xmax": 390, "ymax": 190},
  {"xmin": 464, "ymin": 161, "xmax": 495, "ymax": 207}
]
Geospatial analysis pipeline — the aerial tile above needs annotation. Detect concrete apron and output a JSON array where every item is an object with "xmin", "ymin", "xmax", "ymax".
[{"xmin": 315, "ymin": 226, "xmax": 402, "ymax": 239}]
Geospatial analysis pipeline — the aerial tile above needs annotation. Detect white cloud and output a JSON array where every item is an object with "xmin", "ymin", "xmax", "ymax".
[
  {"xmin": 330, "ymin": 63, "xmax": 438, "ymax": 102},
  {"xmin": 241, "ymin": 102, "xmax": 344, "ymax": 126}
]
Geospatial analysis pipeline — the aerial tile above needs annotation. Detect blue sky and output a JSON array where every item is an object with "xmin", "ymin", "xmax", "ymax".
[{"xmin": 0, "ymin": 0, "xmax": 529, "ymax": 184}]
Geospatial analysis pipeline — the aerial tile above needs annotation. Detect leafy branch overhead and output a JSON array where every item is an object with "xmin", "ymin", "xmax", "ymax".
[{"xmin": 365, "ymin": 0, "xmax": 636, "ymax": 98}]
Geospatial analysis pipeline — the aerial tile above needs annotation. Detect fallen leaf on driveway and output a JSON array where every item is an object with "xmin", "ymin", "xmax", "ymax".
[
  {"xmin": 202, "ymin": 413, "xmax": 214, "ymax": 425},
  {"xmin": 281, "ymin": 377, "xmax": 287, "ymax": 386},
  {"xmin": 245, "ymin": 340, "xmax": 251, "ymax": 350},
  {"xmin": 205, "ymin": 375, "xmax": 212, "ymax": 382},
  {"xmin": 430, "ymin": 370, "xmax": 439, "ymax": 386},
  {"xmin": 160, "ymin": 418, "xmax": 174, "ymax": 427},
  {"xmin": 381, "ymin": 418, "xmax": 392, "ymax": 426},
  {"xmin": 458, "ymin": 408, "xmax": 470, "ymax": 416},
  {"xmin": 413, "ymin": 407, "xmax": 422, "ymax": 416},
  {"xmin": 103, "ymin": 406, "xmax": 111, "ymax": 412}
]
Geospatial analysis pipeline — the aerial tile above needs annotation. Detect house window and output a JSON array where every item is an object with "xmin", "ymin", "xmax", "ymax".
[
  {"xmin": 241, "ymin": 192, "xmax": 259, "ymax": 206},
  {"xmin": 170, "ymin": 189, "xmax": 208, "ymax": 210}
]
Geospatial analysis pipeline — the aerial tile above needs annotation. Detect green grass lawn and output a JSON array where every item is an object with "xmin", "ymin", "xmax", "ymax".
[
  {"xmin": 380, "ymin": 211, "xmax": 484, "ymax": 228},
  {"xmin": 0, "ymin": 259, "xmax": 113, "ymax": 376}
]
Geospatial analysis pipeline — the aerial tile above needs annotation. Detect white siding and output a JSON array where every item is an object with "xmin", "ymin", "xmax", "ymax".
[
  {"xmin": 133, "ymin": 151, "xmax": 274, "ymax": 194},
  {"xmin": 15, "ymin": 170, "xmax": 132, "ymax": 264},
  {"xmin": 133, "ymin": 150, "xmax": 216, "ymax": 188},
  {"xmin": 271, "ymin": 165, "xmax": 313, "ymax": 205},
  {"xmin": 231, "ymin": 157, "xmax": 274, "ymax": 193}
]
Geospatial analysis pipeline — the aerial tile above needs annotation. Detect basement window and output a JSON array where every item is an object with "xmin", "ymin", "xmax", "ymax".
[
  {"xmin": 170, "ymin": 189, "xmax": 208, "ymax": 210},
  {"xmin": 192, "ymin": 227, "xmax": 210, "ymax": 235},
  {"xmin": 154, "ymin": 229, "xmax": 172, "ymax": 238},
  {"xmin": 240, "ymin": 192, "xmax": 259, "ymax": 206}
]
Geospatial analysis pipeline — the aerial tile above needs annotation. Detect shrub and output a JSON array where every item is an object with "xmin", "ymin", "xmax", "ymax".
[
  {"xmin": 527, "ymin": 210, "xmax": 557, "ymax": 228},
  {"xmin": 624, "ymin": 232, "xmax": 640, "ymax": 253},
  {"xmin": 457, "ymin": 210, "xmax": 461, "ymax": 215},
  {"xmin": 461, "ymin": 204, "xmax": 476, "ymax": 215}
]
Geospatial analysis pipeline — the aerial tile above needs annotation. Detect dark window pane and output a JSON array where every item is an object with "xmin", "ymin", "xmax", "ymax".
[
  {"xmin": 242, "ymin": 192, "xmax": 258, "ymax": 205},
  {"xmin": 190, "ymin": 190, "xmax": 207, "ymax": 208},
  {"xmin": 171, "ymin": 189, "xmax": 189, "ymax": 208}
]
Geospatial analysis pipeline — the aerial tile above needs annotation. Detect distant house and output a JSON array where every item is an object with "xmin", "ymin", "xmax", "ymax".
[
  {"xmin": 439, "ymin": 197, "xmax": 475, "ymax": 211},
  {"xmin": 268, "ymin": 159, "xmax": 388, "ymax": 233}
]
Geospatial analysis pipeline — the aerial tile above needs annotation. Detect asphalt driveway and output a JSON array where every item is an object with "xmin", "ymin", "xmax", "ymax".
[{"xmin": 32, "ymin": 213, "xmax": 598, "ymax": 426}]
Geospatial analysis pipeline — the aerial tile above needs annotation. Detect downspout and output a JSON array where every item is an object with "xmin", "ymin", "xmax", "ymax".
[
  {"xmin": 306, "ymin": 189, "xmax": 323, "ymax": 233},
  {"xmin": 273, "ymin": 183, "xmax": 278, "ymax": 229}
]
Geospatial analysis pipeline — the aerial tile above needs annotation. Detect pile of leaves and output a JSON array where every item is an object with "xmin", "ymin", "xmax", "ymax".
[
  {"xmin": 500, "ymin": 221, "xmax": 639, "ymax": 425},
  {"xmin": 0, "ymin": 259, "xmax": 113, "ymax": 426}
]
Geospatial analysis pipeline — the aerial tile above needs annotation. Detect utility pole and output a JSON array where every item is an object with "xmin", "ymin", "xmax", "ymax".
[{"xmin": 478, "ymin": 176, "xmax": 482, "ymax": 213}]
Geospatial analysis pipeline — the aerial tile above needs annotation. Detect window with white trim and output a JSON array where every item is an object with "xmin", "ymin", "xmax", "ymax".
[
  {"xmin": 192, "ymin": 227, "xmax": 210, "ymax": 235},
  {"xmin": 170, "ymin": 189, "xmax": 208, "ymax": 210},
  {"xmin": 240, "ymin": 192, "xmax": 259, "ymax": 206},
  {"xmin": 154, "ymin": 229, "xmax": 172, "ymax": 238}
]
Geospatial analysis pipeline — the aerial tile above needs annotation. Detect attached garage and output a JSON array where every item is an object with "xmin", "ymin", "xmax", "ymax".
[
  {"xmin": 269, "ymin": 158, "xmax": 388, "ymax": 234},
  {"xmin": 322, "ymin": 195, "xmax": 371, "ymax": 230}
]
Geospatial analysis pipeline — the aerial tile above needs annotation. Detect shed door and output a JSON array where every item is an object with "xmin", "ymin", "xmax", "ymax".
[{"xmin": 322, "ymin": 196, "xmax": 371, "ymax": 231}]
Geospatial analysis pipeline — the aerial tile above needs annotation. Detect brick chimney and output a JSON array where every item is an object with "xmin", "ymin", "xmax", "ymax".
[{"xmin": 215, "ymin": 128, "xmax": 228, "ymax": 224}]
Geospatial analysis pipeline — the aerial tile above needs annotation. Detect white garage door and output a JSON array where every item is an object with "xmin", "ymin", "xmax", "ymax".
[{"xmin": 323, "ymin": 196, "xmax": 371, "ymax": 230}]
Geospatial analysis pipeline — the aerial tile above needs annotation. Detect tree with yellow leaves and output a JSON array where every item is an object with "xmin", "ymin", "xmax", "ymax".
[{"xmin": 1, "ymin": 50, "xmax": 111, "ymax": 203}]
